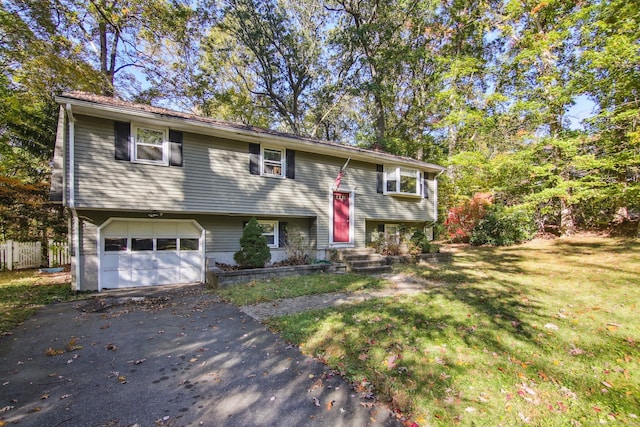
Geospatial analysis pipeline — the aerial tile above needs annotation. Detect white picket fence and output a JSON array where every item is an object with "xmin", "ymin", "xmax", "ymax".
[{"xmin": 0, "ymin": 240, "xmax": 70, "ymax": 270}]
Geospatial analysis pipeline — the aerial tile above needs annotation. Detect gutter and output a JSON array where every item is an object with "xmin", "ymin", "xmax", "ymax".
[{"xmin": 65, "ymin": 104, "xmax": 82, "ymax": 291}]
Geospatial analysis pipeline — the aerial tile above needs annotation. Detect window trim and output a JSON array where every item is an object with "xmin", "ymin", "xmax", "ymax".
[
  {"xmin": 257, "ymin": 220, "xmax": 279, "ymax": 248},
  {"xmin": 132, "ymin": 124, "xmax": 169, "ymax": 166},
  {"xmin": 384, "ymin": 224, "xmax": 401, "ymax": 244},
  {"xmin": 383, "ymin": 166, "xmax": 422, "ymax": 197},
  {"xmin": 261, "ymin": 146, "xmax": 286, "ymax": 178}
]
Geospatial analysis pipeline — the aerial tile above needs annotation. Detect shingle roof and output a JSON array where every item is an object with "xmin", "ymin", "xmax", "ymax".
[{"xmin": 58, "ymin": 91, "xmax": 445, "ymax": 172}]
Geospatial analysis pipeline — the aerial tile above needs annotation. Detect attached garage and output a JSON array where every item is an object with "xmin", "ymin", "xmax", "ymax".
[{"xmin": 98, "ymin": 219, "xmax": 205, "ymax": 290}]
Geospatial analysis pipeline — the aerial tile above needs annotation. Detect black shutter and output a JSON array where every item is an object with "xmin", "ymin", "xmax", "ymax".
[
  {"xmin": 286, "ymin": 150, "xmax": 295, "ymax": 179},
  {"xmin": 376, "ymin": 164, "xmax": 384, "ymax": 193},
  {"xmin": 249, "ymin": 143, "xmax": 260, "ymax": 175},
  {"xmin": 169, "ymin": 130, "xmax": 183, "ymax": 167},
  {"xmin": 114, "ymin": 121, "xmax": 130, "ymax": 161},
  {"xmin": 278, "ymin": 222, "xmax": 288, "ymax": 247},
  {"xmin": 377, "ymin": 224, "xmax": 385, "ymax": 232}
]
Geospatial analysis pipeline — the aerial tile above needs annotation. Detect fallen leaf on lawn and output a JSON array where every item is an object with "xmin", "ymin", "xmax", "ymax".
[
  {"xmin": 387, "ymin": 355, "xmax": 399, "ymax": 369},
  {"xmin": 607, "ymin": 323, "xmax": 620, "ymax": 331},
  {"xmin": 40, "ymin": 393, "xmax": 49, "ymax": 400},
  {"xmin": 358, "ymin": 353, "xmax": 369, "ymax": 361},
  {"xmin": 105, "ymin": 344, "xmax": 117, "ymax": 351},
  {"xmin": 130, "ymin": 359, "xmax": 146, "ymax": 365},
  {"xmin": 569, "ymin": 347, "xmax": 585, "ymax": 356},
  {"xmin": 544, "ymin": 323, "xmax": 559, "ymax": 330},
  {"xmin": 0, "ymin": 406, "xmax": 14, "ymax": 413},
  {"xmin": 30, "ymin": 407, "xmax": 41, "ymax": 413},
  {"xmin": 100, "ymin": 323, "xmax": 111, "ymax": 329},
  {"xmin": 326, "ymin": 400, "xmax": 335, "ymax": 411},
  {"xmin": 118, "ymin": 375, "xmax": 127, "ymax": 383},
  {"xmin": 189, "ymin": 358, "xmax": 198, "ymax": 363},
  {"xmin": 601, "ymin": 381, "xmax": 612, "ymax": 388},
  {"xmin": 313, "ymin": 397, "xmax": 320, "ymax": 407},
  {"xmin": 518, "ymin": 412, "xmax": 530, "ymax": 423},
  {"xmin": 360, "ymin": 402, "xmax": 375, "ymax": 408},
  {"xmin": 60, "ymin": 394, "xmax": 72, "ymax": 400}
]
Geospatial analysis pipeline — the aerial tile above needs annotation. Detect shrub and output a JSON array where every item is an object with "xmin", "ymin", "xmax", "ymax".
[
  {"xmin": 444, "ymin": 193, "xmax": 493, "ymax": 242},
  {"xmin": 234, "ymin": 218, "xmax": 271, "ymax": 268},
  {"xmin": 410, "ymin": 230, "xmax": 431, "ymax": 254},
  {"xmin": 470, "ymin": 205, "xmax": 536, "ymax": 246},
  {"xmin": 282, "ymin": 227, "xmax": 310, "ymax": 265}
]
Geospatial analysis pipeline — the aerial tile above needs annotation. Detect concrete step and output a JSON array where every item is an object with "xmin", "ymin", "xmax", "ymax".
[
  {"xmin": 351, "ymin": 265, "xmax": 392, "ymax": 274},
  {"xmin": 342, "ymin": 253, "xmax": 385, "ymax": 262},
  {"xmin": 349, "ymin": 259, "xmax": 389, "ymax": 268}
]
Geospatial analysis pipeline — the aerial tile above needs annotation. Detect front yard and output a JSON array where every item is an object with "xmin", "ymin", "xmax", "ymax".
[
  {"xmin": 263, "ymin": 236, "xmax": 640, "ymax": 425},
  {"xmin": 3, "ymin": 236, "xmax": 639, "ymax": 425}
]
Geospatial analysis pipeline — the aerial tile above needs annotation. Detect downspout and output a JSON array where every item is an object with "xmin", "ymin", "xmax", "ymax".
[
  {"xmin": 424, "ymin": 169, "xmax": 445, "ymax": 240},
  {"xmin": 65, "ymin": 104, "xmax": 82, "ymax": 291},
  {"xmin": 433, "ymin": 169, "xmax": 445, "ymax": 223}
]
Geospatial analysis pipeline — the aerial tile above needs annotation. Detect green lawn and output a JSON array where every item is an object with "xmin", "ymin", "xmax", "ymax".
[
  {"xmin": 0, "ymin": 269, "xmax": 81, "ymax": 335},
  {"xmin": 216, "ymin": 272, "xmax": 386, "ymax": 305},
  {"xmin": 267, "ymin": 236, "xmax": 640, "ymax": 426}
]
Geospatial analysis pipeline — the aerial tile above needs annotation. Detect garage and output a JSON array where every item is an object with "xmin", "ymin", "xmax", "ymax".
[{"xmin": 99, "ymin": 219, "xmax": 205, "ymax": 289}]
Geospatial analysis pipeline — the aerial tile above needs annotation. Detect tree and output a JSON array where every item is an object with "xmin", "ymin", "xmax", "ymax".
[
  {"xmin": 577, "ymin": 0, "xmax": 640, "ymax": 233},
  {"xmin": 200, "ymin": 0, "xmax": 330, "ymax": 135},
  {"xmin": 234, "ymin": 218, "xmax": 271, "ymax": 268}
]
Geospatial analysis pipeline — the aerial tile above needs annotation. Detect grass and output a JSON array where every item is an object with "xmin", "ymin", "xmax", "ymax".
[
  {"xmin": 216, "ymin": 272, "xmax": 386, "ymax": 305},
  {"xmin": 267, "ymin": 236, "xmax": 640, "ymax": 426},
  {"xmin": 0, "ymin": 269, "xmax": 82, "ymax": 335}
]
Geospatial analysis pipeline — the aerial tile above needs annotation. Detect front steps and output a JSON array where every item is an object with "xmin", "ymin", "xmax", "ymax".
[{"xmin": 334, "ymin": 248, "xmax": 392, "ymax": 274}]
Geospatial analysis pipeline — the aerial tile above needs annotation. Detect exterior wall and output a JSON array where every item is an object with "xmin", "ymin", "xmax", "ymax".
[
  {"xmin": 68, "ymin": 115, "xmax": 438, "ymax": 254},
  {"xmin": 74, "ymin": 210, "xmax": 315, "ymax": 279}
]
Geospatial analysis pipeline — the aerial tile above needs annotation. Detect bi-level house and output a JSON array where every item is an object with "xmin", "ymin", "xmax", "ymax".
[{"xmin": 51, "ymin": 92, "xmax": 444, "ymax": 291}]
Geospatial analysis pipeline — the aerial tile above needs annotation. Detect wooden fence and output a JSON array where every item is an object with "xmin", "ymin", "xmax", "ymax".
[{"xmin": 0, "ymin": 240, "xmax": 70, "ymax": 270}]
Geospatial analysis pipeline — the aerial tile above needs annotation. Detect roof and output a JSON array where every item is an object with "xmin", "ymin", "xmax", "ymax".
[{"xmin": 56, "ymin": 91, "xmax": 445, "ymax": 172}]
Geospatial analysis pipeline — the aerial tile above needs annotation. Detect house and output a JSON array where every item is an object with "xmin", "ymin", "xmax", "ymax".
[{"xmin": 50, "ymin": 92, "xmax": 445, "ymax": 291}]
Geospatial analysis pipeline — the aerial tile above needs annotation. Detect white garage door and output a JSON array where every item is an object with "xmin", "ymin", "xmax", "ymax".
[{"xmin": 99, "ymin": 219, "xmax": 204, "ymax": 289}]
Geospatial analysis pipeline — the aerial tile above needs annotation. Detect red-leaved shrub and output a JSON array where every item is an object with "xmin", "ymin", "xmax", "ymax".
[{"xmin": 444, "ymin": 193, "xmax": 493, "ymax": 242}]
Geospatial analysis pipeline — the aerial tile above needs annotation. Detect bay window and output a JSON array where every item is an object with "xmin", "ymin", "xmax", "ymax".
[{"xmin": 384, "ymin": 166, "xmax": 421, "ymax": 196}]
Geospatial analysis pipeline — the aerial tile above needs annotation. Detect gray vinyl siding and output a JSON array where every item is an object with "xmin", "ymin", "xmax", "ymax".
[{"xmin": 69, "ymin": 115, "xmax": 437, "ymax": 252}]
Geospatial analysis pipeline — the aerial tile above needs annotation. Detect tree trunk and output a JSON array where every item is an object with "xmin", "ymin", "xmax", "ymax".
[{"xmin": 559, "ymin": 197, "xmax": 575, "ymax": 236}]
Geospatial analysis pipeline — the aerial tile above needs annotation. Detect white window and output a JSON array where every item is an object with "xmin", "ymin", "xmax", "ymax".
[
  {"xmin": 384, "ymin": 224, "xmax": 400, "ymax": 244},
  {"xmin": 384, "ymin": 166, "xmax": 421, "ymax": 196},
  {"xmin": 258, "ymin": 220, "xmax": 279, "ymax": 248},
  {"xmin": 262, "ymin": 147, "xmax": 285, "ymax": 177},
  {"xmin": 133, "ymin": 125, "xmax": 169, "ymax": 165}
]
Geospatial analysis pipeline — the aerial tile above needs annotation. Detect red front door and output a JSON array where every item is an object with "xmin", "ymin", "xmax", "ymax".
[{"xmin": 333, "ymin": 192, "xmax": 350, "ymax": 243}]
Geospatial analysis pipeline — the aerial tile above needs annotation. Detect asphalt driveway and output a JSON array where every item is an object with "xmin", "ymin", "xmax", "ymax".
[{"xmin": 0, "ymin": 285, "xmax": 399, "ymax": 426}]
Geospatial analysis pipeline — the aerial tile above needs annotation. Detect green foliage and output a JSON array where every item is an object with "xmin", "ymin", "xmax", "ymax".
[
  {"xmin": 470, "ymin": 205, "xmax": 536, "ymax": 246},
  {"xmin": 233, "ymin": 218, "xmax": 271, "ymax": 269},
  {"xmin": 409, "ymin": 230, "xmax": 431, "ymax": 254}
]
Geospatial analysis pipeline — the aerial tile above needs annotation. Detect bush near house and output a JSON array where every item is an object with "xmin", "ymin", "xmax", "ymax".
[
  {"xmin": 233, "ymin": 217, "xmax": 271, "ymax": 269},
  {"xmin": 444, "ymin": 193, "xmax": 493, "ymax": 242}
]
